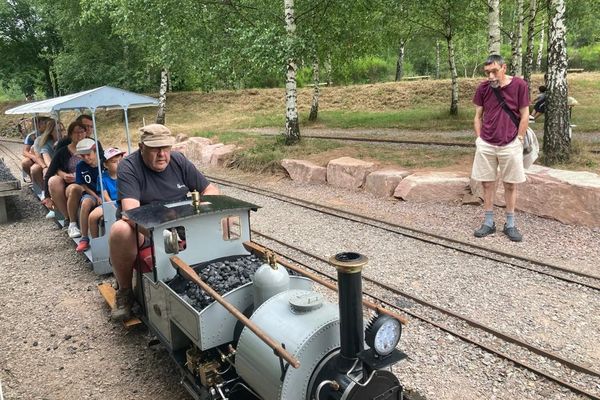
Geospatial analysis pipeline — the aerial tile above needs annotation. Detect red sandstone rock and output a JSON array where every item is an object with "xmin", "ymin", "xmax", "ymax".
[
  {"xmin": 364, "ymin": 169, "xmax": 411, "ymax": 197},
  {"xmin": 281, "ymin": 159, "xmax": 327, "ymax": 184},
  {"xmin": 394, "ymin": 172, "xmax": 470, "ymax": 202},
  {"xmin": 327, "ymin": 157, "xmax": 376, "ymax": 189}
]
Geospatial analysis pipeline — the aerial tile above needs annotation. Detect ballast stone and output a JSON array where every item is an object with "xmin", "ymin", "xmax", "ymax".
[
  {"xmin": 393, "ymin": 172, "xmax": 470, "ymax": 202},
  {"xmin": 281, "ymin": 159, "xmax": 326, "ymax": 184},
  {"xmin": 364, "ymin": 169, "xmax": 411, "ymax": 197},
  {"xmin": 327, "ymin": 157, "xmax": 376, "ymax": 189}
]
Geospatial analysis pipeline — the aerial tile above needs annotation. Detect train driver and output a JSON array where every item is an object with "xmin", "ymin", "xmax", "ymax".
[{"xmin": 109, "ymin": 124, "xmax": 219, "ymax": 321}]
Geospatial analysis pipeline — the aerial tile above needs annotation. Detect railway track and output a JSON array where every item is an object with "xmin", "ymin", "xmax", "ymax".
[
  {"xmin": 249, "ymin": 237, "xmax": 600, "ymax": 400},
  {"xmin": 2, "ymin": 136, "xmax": 598, "ymax": 398},
  {"xmin": 0, "ymin": 138, "xmax": 24, "ymax": 170},
  {"xmin": 260, "ymin": 133, "xmax": 476, "ymax": 148},
  {"xmin": 208, "ymin": 175, "xmax": 600, "ymax": 291}
]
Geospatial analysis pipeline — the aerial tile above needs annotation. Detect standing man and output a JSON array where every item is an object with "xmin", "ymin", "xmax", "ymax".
[
  {"xmin": 472, "ymin": 54, "xmax": 529, "ymax": 242},
  {"xmin": 109, "ymin": 124, "xmax": 219, "ymax": 320}
]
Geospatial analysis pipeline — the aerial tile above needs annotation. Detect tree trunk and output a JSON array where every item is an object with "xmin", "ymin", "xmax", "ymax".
[
  {"xmin": 308, "ymin": 56, "xmax": 320, "ymax": 122},
  {"xmin": 283, "ymin": 0, "xmax": 300, "ymax": 144},
  {"xmin": 395, "ymin": 42, "xmax": 405, "ymax": 81},
  {"xmin": 488, "ymin": 0, "xmax": 501, "ymax": 55},
  {"xmin": 325, "ymin": 53, "xmax": 333, "ymax": 86},
  {"xmin": 43, "ymin": 66, "xmax": 54, "ymax": 98},
  {"xmin": 447, "ymin": 36, "xmax": 459, "ymax": 115},
  {"xmin": 510, "ymin": 0, "xmax": 524, "ymax": 76},
  {"xmin": 435, "ymin": 40, "xmax": 440, "ymax": 79},
  {"xmin": 536, "ymin": 16, "xmax": 545, "ymax": 72},
  {"xmin": 156, "ymin": 68, "xmax": 168, "ymax": 125},
  {"xmin": 543, "ymin": 0, "xmax": 569, "ymax": 164},
  {"xmin": 523, "ymin": 0, "xmax": 537, "ymax": 91}
]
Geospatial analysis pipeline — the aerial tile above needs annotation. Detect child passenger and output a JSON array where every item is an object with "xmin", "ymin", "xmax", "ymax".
[
  {"xmin": 74, "ymin": 138, "xmax": 102, "ymax": 251},
  {"xmin": 88, "ymin": 148, "xmax": 125, "ymax": 241}
]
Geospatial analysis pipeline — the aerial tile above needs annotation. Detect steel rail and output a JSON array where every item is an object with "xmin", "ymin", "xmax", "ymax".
[
  {"xmin": 259, "ymin": 133, "xmax": 476, "ymax": 148},
  {"xmin": 253, "ymin": 230, "xmax": 600, "ymax": 378},
  {"xmin": 209, "ymin": 176, "xmax": 600, "ymax": 290},
  {"xmin": 248, "ymin": 236, "xmax": 600, "ymax": 400}
]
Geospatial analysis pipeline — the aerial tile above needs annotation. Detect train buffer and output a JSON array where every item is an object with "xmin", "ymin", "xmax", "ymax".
[{"xmin": 98, "ymin": 283, "xmax": 142, "ymax": 329}]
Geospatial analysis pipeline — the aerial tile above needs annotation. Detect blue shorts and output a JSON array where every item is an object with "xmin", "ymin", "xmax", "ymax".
[{"xmin": 80, "ymin": 193, "xmax": 99, "ymax": 207}]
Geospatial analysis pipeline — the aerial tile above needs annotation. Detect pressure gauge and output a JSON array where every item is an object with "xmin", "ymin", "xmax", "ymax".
[{"xmin": 365, "ymin": 315, "xmax": 402, "ymax": 357}]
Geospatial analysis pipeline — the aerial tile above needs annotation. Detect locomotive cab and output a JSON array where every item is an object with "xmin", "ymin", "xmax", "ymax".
[{"xmin": 121, "ymin": 195, "xmax": 407, "ymax": 400}]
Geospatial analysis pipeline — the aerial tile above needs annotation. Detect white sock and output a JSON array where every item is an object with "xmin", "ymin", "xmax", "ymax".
[{"xmin": 69, "ymin": 222, "xmax": 77, "ymax": 228}]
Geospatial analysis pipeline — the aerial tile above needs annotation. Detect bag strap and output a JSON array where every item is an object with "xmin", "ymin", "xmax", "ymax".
[{"xmin": 492, "ymin": 87, "xmax": 520, "ymax": 128}]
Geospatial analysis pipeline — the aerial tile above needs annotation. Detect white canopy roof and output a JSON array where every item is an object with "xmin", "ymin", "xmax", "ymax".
[{"xmin": 4, "ymin": 86, "xmax": 159, "ymax": 115}]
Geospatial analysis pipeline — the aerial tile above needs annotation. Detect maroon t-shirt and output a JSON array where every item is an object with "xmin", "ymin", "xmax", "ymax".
[{"xmin": 473, "ymin": 77, "xmax": 530, "ymax": 146}]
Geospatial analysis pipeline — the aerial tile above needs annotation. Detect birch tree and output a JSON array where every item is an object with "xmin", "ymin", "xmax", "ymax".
[
  {"xmin": 536, "ymin": 16, "xmax": 545, "ymax": 72},
  {"xmin": 156, "ymin": 68, "xmax": 168, "ymax": 124},
  {"xmin": 488, "ymin": 0, "xmax": 501, "ymax": 55},
  {"xmin": 509, "ymin": 0, "xmax": 524, "ymax": 76},
  {"xmin": 308, "ymin": 55, "xmax": 319, "ymax": 122},
  {"xmin": 408, "ymin": 0, "xmax": 480, "ymax": 115},
  {"xmin": 523, "ymin": 0, "xmax": 538, "ymax": 89},
  {"xmin": 283, "ymin": 0, "xmax": 300, "ymax": 144},
  {"xmin": 435, "ymin": 40, "xmax": 441, "ymax": 79},
  {"xmin": 543, "ymin": 0, "xmax": 569, "ymax": 164}
]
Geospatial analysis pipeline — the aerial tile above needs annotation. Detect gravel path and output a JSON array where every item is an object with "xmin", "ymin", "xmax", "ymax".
[
  {"xmin": 0, "ymin": 165, "xmax": 191, "ymax": 399},
  {"xmin": 205, "ymin": 167, "xmax": 600, "ymax": 399}
]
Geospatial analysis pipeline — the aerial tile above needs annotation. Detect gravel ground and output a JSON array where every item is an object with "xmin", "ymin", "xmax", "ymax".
[
  {"xmin": 1, "ymin": 141, "xmax": 598, "ymax": 399},
  {"xmin": 205, "ymin": 167, "xmax": 600, "ymax": 399},
  {"xmin": 0, "ymin": 161, "xmax": 191, "ymax": 399}
]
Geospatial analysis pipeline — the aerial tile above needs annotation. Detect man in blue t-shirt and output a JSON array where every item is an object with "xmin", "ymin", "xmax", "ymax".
[{"xmin": 109, "ymin": 124, "xmax": 219, "ymax": 320}]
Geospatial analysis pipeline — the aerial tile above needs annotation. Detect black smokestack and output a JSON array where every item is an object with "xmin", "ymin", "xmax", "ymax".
[{"xmin": 330, "ymin": 252, "xmax": 367, "ymax": 372}]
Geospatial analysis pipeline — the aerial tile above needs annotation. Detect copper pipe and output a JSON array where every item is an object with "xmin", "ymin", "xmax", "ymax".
[
  {"xmin": 169, "ymin": 256, "xmax": 300, "ymax": 369},
  {"xmin": 243, "ymin": 241, "xmax": 409, "ymax": 326}
]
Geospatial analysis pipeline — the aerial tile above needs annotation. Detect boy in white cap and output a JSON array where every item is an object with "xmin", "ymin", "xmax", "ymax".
[{"xmin": 88, "ymin": 147, "xmax": 125, "ymax": 240}]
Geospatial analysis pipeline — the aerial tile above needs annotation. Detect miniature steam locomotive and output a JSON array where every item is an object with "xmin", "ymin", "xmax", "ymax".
[{"xmin": 122, "ymin": 193, "xmax": 406, "ymax": 400}]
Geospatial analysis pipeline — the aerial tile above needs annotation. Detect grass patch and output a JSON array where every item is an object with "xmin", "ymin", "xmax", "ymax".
[
  {"xmin": 240, "ymin": 107, "xmax": 475, "ymax": 131},
  {"xmin": 354, "ymin": 144, "xmax": 474, "ymax": 169}
]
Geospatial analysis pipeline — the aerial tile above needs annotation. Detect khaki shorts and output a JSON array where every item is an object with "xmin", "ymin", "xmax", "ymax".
[{"xmin": 471, "ymin": 136, "xmax": 526, "ymax": 183}]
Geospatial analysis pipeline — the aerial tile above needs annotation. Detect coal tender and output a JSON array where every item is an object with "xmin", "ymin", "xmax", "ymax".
[{"xmin": 123, "ymin": 194, "xmax": 407, "ymax": 400}]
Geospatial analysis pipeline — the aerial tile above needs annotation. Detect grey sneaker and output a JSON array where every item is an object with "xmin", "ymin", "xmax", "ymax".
[
  {"xmin": 503, "ymin": 224, "xmax": 523, "ymax": 242},
  {"xmin": 111, "ymin": 288, "xmax": 134, "ymax": 321},
  {"xmin": 474, "ymin": 223, "xmax": 496, "ymax": 238}
]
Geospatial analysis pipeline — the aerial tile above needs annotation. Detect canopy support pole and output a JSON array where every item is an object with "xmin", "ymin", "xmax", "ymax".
[
  {"xmin": 124, "ymin": 108, "xmax": 132, "ymax": 154},
  {"xmin": 91, "ymin": 111, "xmax": 105, "ymax": 197}
]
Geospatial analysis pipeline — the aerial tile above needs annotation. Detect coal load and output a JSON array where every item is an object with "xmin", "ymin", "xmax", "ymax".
[
  {"xmin": 0, "ymin": 159, "xmax": 17, "ymax": 182},
  {"xmin": 176, "ymin": 255, "xmax": 264, "ymax": 311}
]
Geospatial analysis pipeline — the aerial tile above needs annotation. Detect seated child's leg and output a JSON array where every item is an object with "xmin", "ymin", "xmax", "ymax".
[
  {"xmin": 88, "ymin": 206, "xmax": 104, "ymax": 238},
  {"xmin": 65, "ymin": 184, "xmax": 84, "ymax": 224},
  {"xmin": 79, "ymin": 195, "xmax": 98, "ymax": 239}
]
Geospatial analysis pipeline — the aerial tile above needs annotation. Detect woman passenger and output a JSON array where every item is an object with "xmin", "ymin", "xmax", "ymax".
[
  {"xmin": 30, "ymin": 120, "xmax": 62, "ymax": 196},
  {"xmin": 42, "ymin": 121, "xmax": 87, "ymax": 237}
]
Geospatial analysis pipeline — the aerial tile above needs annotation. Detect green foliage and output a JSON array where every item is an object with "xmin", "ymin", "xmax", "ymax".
[
  {"xmin": 568, "ymin": 44, "xmax": 600, "ymax": 71},
  {"xmin": 332, "ymin": 56, "xmax": 395, "ymax": 85},
  {"xmin": 0, "ymin": 80, "xmax": 27, "ymax": 101}
]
